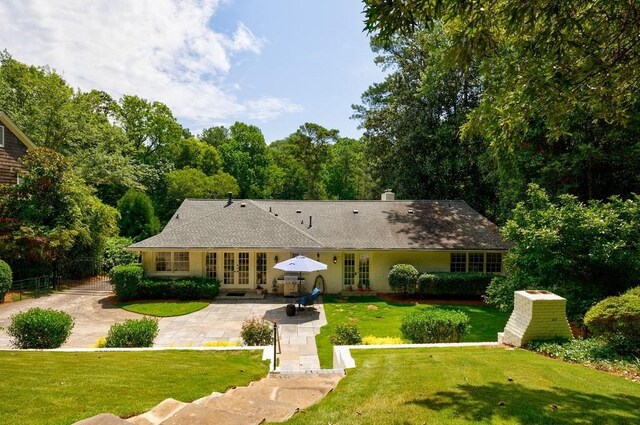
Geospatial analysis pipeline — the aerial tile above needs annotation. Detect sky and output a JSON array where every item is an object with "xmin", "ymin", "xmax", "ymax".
[{"xmin": 0, "ymin": 0, "xmax": 384, "ymax": 142}]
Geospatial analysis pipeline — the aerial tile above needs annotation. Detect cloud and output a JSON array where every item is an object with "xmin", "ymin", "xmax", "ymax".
[{"xmin": 0, "ymin": 0, "xmax": 300, "ymax": 129}]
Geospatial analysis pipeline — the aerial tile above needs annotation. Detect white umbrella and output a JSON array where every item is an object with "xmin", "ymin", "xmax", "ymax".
[{"xmin": 274, "ymin": 255, "xmax": 328, "ymax": 273}]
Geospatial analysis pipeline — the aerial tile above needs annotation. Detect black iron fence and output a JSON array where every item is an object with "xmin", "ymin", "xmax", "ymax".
[
  {"xmin": 56, "ymin": 258, "xmax": 114, "ymax": 292},
  {"xmin": 10, "ymin": 276, "xmax": 55, "ymax": 301}
]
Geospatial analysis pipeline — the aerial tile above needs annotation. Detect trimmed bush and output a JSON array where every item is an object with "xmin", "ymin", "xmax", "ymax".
[
  {"xmin": 7, "ymin": 308, "xmax": 74, "ymax": 349},
  {"xmin": 137, "ymin": 277, "xmax": 220, "ymax": 300},
  {"xmin": 0, "ymin": 259, "xmax": 12, "ymax": 303},
  {"xmin": 330, "ymin": 324, "xmax": 362, "ymax": 345},
  {"xmin": 417, "ymin": 272, "xmax": 494, "ymax": 297},
  {"xmin": 240, "ymin": 316, "xmax": 273, "ymax": 346},
  {"xmin": 105, "ymin": 317, "xmax": 159, "ymax": 348},
  {"xmin": 111, "ymin": 264, "xmax": 143, "ymax": 301},
  {"xmin": 584, "ymin": 287, "xmax": 640, "ymax": 354},
  {"xmin": 388, "ymin": 264, "xmax": 419, "ymax": 294},
  {"xmin": 400, "ymin": 308, "xmax": 470, "ymax": 343}
]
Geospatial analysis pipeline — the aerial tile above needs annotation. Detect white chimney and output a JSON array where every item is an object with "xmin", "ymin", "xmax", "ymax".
[{"xmin": 381, "ymin": 189, "xmax": 395, "ymax": 201}]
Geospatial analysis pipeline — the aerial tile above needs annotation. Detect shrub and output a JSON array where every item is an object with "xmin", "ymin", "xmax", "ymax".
[
  {"xmin": 0, "ymin": 259, "xmax": 12, "ymax": 303},
  {"xmin": 240, "ymin": 316, "xmax": 273, "ymax": 346},
  {"xmin": 388, "ymin": 264, "xmax": 419, "ymax": 294},
  {"xmin": 110, "ymin": 264, "xmax": 144, "ymax": 301},
  {"xmin": 362, "ymin": 335, "xmax": 403, "ymax": 345},
  {"xmin": 100, "ymin": 237, "xmax": 138, "ymax": 271},
  {"xmin": 7, "ymin": 308, "xmax": 74, "ymax": 349},
  {"xmin": 105, "ymin": 317, "xmax": 159, "ymax": 348},
  {"xmin": 400, "ymin": 308, "xmax": 470, "ymax": 343},
  {"xmin": 584, "ymin": 288, "xmax": 640, "ymax": 354},
  {"xmin": 137, "ymin": 277, "xmax": 220, "ymax": 300},
  {"xmin": 527, "ymin": 338, "xmax": 619, "ymax": 363},
  {"xmin": 330, "ymin": 324, "xmax": 362, "ymax": 345},
  {"xmin": 418, "ymin": 272, "xmax": 494, "ymax": 297}
]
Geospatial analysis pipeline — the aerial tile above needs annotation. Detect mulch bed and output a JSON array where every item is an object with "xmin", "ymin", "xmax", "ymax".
[{"xmin": 377, "ymin": 293, "xmax": 486, "ymax": 306}]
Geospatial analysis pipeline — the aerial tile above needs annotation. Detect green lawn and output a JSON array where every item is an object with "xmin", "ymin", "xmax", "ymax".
[
  {"xmin": 317, "ymin": 295, "xmax": 510, "ymax": 368},
  {"xmin": 285, "ymin": 347, "xmax": 640, "ymax": 425},
  {"xmin": 0, "ymin": 350, "xmax": 267, "ymax": 425},
  {"xmin": 116, "ymin": 300, "xmax": 210, "ymax": 317}
]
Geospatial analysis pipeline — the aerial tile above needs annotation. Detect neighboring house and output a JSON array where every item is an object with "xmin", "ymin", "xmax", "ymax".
[
  {"xmin": 0, "ymin": 112, "xmax": 36, "ymax": 185},
  {"xmin": 129, "ymin": 191, "xmax": 509, "ymax": 294}
]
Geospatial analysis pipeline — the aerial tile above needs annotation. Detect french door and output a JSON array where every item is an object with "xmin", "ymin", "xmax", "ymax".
[
  {"xmin": 343, "ymin": 252, "xmax": 370, "ymax": 290},
  {"xmin": 222, "ymin": 252, "xmax": 250, "ymax": 288}
]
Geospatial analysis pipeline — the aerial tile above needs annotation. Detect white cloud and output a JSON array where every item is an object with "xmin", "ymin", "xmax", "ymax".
[{"xmin": 0, "ymin": 0, "xmax": 300, "ymax": 128}]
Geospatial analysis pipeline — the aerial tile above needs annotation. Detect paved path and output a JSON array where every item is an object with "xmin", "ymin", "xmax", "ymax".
[{"xmin": 0, "ymin": 292, "xmax": 327, "ymax": 371}]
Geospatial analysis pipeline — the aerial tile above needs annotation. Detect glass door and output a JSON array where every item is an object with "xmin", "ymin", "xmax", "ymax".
[
  {"xmin": 343, "ymin": 253, "xmax": 356, "ymax": 290},
  {"xmin": 223, "ymin": 252, "xmax": 235, "ymax": 287},
  {"xmin": 343, "ymin": 252, "xmax": 371, "ymax": 291},
  {"xmin": 358, "ymin": 253, "xmax": 370, "ymax": 289},
  {"xmin": 238, "ymin": 252, "xmax": 250, "ymax": 286},
  {"xmin": 222, "ymin": 252, "xmax": 251, "ymax": 288}
]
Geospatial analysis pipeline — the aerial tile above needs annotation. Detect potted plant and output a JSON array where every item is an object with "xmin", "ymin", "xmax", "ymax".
[
  {"xmin": 256, "ymin": 285, "xmax": 264, "ymax": 295},
  {"xmin": 364, "ymin": 279, "xmax": 371, "ymax": 292},
  {"xmin": 357, "ymin": 283, "xmax": 363, "ymax": 292}
]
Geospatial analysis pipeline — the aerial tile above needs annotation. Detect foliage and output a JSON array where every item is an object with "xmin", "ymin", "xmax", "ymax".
[
  {"xmin": 240, "ymin": 316, "xmax": 273, "ymax": 346},
  {"xmin": 417, "ymin": 272, "xmax": 493, "ymax": 297},
  {"xmin": 388, "ymin": 264, "xmax": 419, "ymax": 294},
  {"xmin": 110, "ymin": 264, "xmax": 144, "ymax": 301},
  {"xmin": 527, "ymin": 338, "xmax": 619, "ymax": 364},
  {"xmin": 116, "ymin": 300, "xmax": 209, "ymax": 317},
  {"xmin": 323, "ymin": 137, "xmax": 372, "ymax": 200},
  {"xmin": 203, "ymin": 340, "xmax": 241, "ymax": 347},
  {"xmin": 0, "ymin": 148, "xmax": 118, "ymax": 273},
  {"xmin": 362, "ymin": 335, "xmax": 403, "ymax": 345},
  {"xmin": 117, "ymin": 189, "xmax": 160, "ymax": 241},
  {"xmin": 100, "ymin": 236, "xmax": 138, "ymax": 270},
  {"xmin": 353, "ymin": 24, "xmax": 495, "ymax": 216},
  {"xmin": 400, "ymin": 308, "xmax": 470, "ymax": 343},
  {"xmin": 584, "ymin": 288, "xmax": 640, "ymax": 355},
  {"xmin": 484, "ymin": 185, "xmax": 640, "ymax": 321},
  {"xmin": 136, "ymin": 277, "xmax": 220, "ymax": 301},
  {"xmin": 165, "ymin": 137, "xmax": 222, "ymax": 176},
  {"xmin": 105, "ymin": 317, "xmax": 159, "ymax": 348},
  {"xmin": 330, "ymin": 324, "xmax": 363, "ymax": 346},
  {"xmin": 0, "ymin": 259, "xmax": 12, "ymax": 302},
  {"xmin": 7, "ymin": 307, "xmax": 74, "ymax": 349}
]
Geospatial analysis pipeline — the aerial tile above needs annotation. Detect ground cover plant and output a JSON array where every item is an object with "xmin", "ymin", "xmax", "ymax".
[
  {"xmin": 0, "ymin": 350, "xmax": 267, "ymax": 425},
  {"xmin": 286, "ymin": 347, "xmax": 640, "ymax": 425},
  {"xmin": 116, "ymin": 300, "xmax": 209, "ymax": 317},
  {"xmin": 316, "ymin": 295, "xmax": 509, "ymax": 367}
]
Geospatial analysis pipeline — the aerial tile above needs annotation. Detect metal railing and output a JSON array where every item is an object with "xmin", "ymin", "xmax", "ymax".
[
  {"xmin": 11, "ymin": 275, "xmax": 55, "ymax": 301},
  {"xmin": 273, "ymin": 321, "xmax": 281, "ymax": 371}
]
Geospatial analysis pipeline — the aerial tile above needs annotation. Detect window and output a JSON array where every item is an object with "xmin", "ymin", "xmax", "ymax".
[
  {"xmin": 486, "ymin": 253, "xmax": 503, "ymax": 273},
  {"xmin": 155, "ymin": 252, "xmax": 171, "ymax": 271},
  {"xmin": 256, "ymin": 252, "xmax": 267, "ymax": 286},
  {"xmin": 155, "ymin": 252, "xmax": 189, "ymax": 272},
  {"xmin": 238, "ymin": 252, "xmax": 249, "ymax": 285},
  {"xmin": 343, "ymin": 253, "xmax": 356, "ymax": 288},
  {"xmin": 205, "ymin": 252, "xmax": 217, "ymax": 279},
  {"xmin": 16, "ymin": 173, "xmax": 23, "ymax": 185},
  {"xmin": 450, "ymin": 253, "xmax": 467, "ymax": 272},
  {"xmin": 0, "ymin": 125, "xmax": 4, "ymax": 147},
  {"xmin": 173, "ymin": 252, "xmax": 190, "ymax": 271},
  {"xmin": 468, "ymin": 253, "xmax": 485, "ymax": 272}
]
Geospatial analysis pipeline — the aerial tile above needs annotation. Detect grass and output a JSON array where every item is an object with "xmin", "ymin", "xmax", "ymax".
[
  {"xmin": 116, "ymin": 300, "xmax": 210, "ymax": 317},
  {"xmin": 285, "ymin": 347, "xmax": 640, "ymax": 425},
  {"xmin": 0, "ymin": 350, "xmax": 267, "ymax": 425},
  {"xmin": 316, "ymin": 295, "xmax": 510, "ymax": 368}
]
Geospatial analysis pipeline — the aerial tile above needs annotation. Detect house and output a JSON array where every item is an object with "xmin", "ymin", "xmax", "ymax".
[
  {"xmin": 129, "ymin": 191, "xmax": 509, "ymax": 294},
  {"xmin": 0, "ymin": 112, "xmax": 36, "ymax": 185}
]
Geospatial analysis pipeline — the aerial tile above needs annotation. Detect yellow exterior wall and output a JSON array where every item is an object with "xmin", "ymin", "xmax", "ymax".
[{"xmin": 136, "ymin": 249, "xmax": 504, "ymax": 294}]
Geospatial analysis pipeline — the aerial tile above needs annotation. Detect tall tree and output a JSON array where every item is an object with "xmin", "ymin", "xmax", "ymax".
[
  {"xmin": 324, "ymin": 137, "xmax": 370, "ymax": 200},
  {"xmin": 117, "ymin": 189, "xmax": 161, "ymax": 241}
]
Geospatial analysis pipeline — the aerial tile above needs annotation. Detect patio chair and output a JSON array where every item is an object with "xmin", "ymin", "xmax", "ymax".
[{"xmin": 297, "ymin": 287, "xmax": 321, "ymax": 311}]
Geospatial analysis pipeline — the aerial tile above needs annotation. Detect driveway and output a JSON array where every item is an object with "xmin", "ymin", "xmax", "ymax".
[{"xmin": 0, "ymin": 291, "xmax": 140, "ymax": 348}]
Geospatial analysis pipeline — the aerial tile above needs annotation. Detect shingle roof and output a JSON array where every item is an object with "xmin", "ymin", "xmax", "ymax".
[{"xmin": 130, "ymin": 199, "xmax": 508, "ymax": 251}]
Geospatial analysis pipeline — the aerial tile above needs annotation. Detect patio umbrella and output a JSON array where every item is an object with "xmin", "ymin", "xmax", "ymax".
[{"xmin": 273, "ymin": 255, "xmax": 327, "ymax": 279}]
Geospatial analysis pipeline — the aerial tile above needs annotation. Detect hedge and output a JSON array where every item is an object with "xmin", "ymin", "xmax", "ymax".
[
  {"xmin": 584, "ymin": 286, "xmax": 640, "ymax": 354},
  {"xmin": 137, "ymin": 277, "xmax": 220, "ymax": 300},
  {"xmin": 417, "ymin": 272, "xmax": 494, "ymax": 297},
  {"xmin": 110, "ymin": 264, "xmax": 144, "ymax": 301},
  {"xmin": 400, "ymin": 308, "xmax": 470, "ymax": 343},
  {"xmin": 0, "ymin": 259, "xmax": 12, "ymax": 303}
]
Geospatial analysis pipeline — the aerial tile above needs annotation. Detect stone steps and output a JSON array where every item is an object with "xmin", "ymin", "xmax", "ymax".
[{"xmin": 74, "ymin": 372, "xmax": 344, "ymax": 425}]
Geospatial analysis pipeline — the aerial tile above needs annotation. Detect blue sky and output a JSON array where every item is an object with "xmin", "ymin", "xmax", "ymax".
[{"xmin": 0, "ymin": 0, "xmax": 383, "ymax": 142}]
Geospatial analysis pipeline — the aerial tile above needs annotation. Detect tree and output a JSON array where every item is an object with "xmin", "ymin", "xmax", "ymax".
[
  {"xmin": 218, "ymin": 122, "xmax": 270, "ymax": 198},
  {"xmin": 164, "ymin": 137, "xmax": 222, "ymax": 176},
  {"xmin": 353, "ymin": 25, "xmax": 496, "ymax": 215},
  {"xmin": 324, "ymin": 137, "xmax": 370, "ymax": 199},
  {"xmin": 162, "ymin": 168, "xmax": 239, "ymax": 217},
  {"xmin": 117, "ymin": 190, "xmax": 161, "ymax": 241},
  {"xmin": 200, "ymin": 126, "xmax": 230, "ymax": 148},
  {"xmin": 485, "ymin": 184, "xmax": 640, "ymax": 321},
  {"xmin": 0, "ymin": 148, "xmax": 118, "ymax": 274}
]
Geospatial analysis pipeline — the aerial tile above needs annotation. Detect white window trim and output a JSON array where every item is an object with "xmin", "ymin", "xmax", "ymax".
[{"xmin": 0, "ymin": 125, "xmax": 4, "ymax": 147}]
